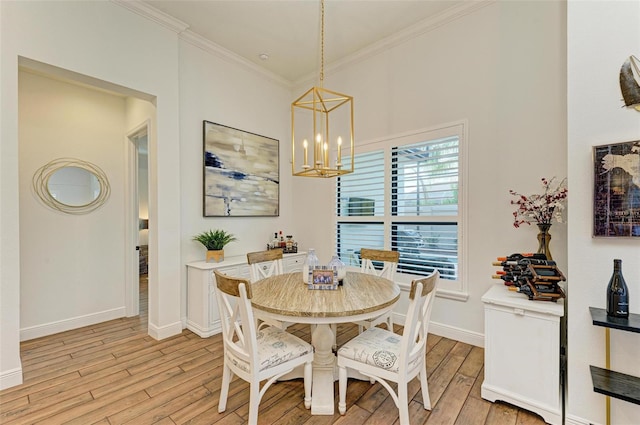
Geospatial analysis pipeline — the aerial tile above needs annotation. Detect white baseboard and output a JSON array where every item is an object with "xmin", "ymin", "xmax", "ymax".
[
  {"xmin": 20, "ymin": 307, "xmax": 126, "ymax": 341},
  {"xmin": 565, "ymin": 413, "xmax": 597, "ymax": 425},
  {"xmin": 0, "ymin": 366, "xmax": 23, "ymax": 390},
  {"xmin": 185, "ymin": 320, "xmax": 221, "ymax": 338},
  {"xmin": 392, "ymin": 312, "xmax": 484, "ymax": 347},
  {"xmin": 429, "ymin": 320, "xmax": 484, "ymax": 347},
  {"xmin": 148, "ymin": 320, "xmax": 183, "ymax": 340}
]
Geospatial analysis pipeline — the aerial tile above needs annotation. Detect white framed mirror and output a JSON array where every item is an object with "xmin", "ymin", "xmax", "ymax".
[{"xmin": 33, "ymin": 158, "xmax": 110, "ymax": 214}]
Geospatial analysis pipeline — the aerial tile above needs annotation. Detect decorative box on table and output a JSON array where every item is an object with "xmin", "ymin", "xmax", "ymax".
[{"xmin": 308, "ymin": 266, "xmax": 339, "ymax": 290}]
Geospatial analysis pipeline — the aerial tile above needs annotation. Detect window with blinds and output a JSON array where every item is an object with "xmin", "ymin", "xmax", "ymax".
[
  {"xmin": 336, "ymin": 151, "xmax": 386, "ymax": 266},
  {"xmin": 336, "ymin": 151, "xmax": 384, "ymax": 217},
  {"xmin": 336, "ymin": 128, "xmax": 462, "ymax": 284},
  {"xmin": 392, "ymin": 137, "xmax": 459, "ymax": 217}
]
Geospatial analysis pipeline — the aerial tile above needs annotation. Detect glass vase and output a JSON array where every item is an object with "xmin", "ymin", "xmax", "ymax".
[
  {"xmin": 536, "ymin": 223, "xmax": 553, "ymax": 260},
  {"xmin": 328, "ymin": 253, "xmax": 346, "ymax": 284},
  {"xmin": 302, "ymin": 248, "xmax": 319, "ymax": 284}
]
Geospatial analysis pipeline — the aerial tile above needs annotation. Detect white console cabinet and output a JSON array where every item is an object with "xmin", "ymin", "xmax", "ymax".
[
  {"xmin": 481, "ymin": 284, "xmax": 565, "ymax": 425},
  {"xmin": 186, "ymin": 252, "xmax": 306, "ymax": 337}
]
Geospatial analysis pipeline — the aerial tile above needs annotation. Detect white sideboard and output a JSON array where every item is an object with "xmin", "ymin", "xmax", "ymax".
[
  {"xmin": 186, "ymin": 252, "xmax": 306, "ymax": 337},
  {"xmin": 481, "ymin": 284, "xmax": 565, "ymax": 425}
]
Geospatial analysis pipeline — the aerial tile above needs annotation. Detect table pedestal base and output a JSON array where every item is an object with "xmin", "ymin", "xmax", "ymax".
[{"xmin": 311, "ymin": 323, "xmax": 337, "ymax": 415}]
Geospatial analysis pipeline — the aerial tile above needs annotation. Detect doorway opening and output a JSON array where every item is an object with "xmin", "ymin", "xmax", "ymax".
[
  {"xmin": 127, "ymin": 124, "xmax": 149, "ymax": 318},
  {"xmin": 17, "ymin": 59, "xmax": 155, "ymax": 344}
]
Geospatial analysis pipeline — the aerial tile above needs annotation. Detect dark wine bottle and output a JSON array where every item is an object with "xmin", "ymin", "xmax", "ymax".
[
  {"xmin": 491, "ymin": 274, "xmax": 516, "ymax": 283},
  {"xmin": 520, "ymin": 258, "xmax": 552, "ymax": 265},
  {"xmin": 496, "ymin": 253, "xmax": 547, "ymax": 262},
  {"xmin": 494, "ymin": 258, "xmax": 556, "ymax": 269},
  {"xmin": 508, "ymin": 284, "xmax": 562, "ymax": 299},
  {"xmin": 606, "ymin": 259, "xmax": 629, "ymax": 318}
]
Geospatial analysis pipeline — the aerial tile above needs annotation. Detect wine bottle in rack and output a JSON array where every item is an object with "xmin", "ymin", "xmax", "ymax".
[{"xmin": 496, "ymin": 253, "xmax": 547, "ymax": 262}]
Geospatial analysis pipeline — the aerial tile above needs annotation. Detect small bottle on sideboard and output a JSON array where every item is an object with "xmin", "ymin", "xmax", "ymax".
[{"xmin": 606, "ymin": 259, "xmax": 629, "ymax": 318}]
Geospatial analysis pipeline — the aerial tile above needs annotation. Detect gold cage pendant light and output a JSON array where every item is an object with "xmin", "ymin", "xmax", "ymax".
[{"xmin": 291, "ymin": 0, "xmax": 354, "ymax": 178}]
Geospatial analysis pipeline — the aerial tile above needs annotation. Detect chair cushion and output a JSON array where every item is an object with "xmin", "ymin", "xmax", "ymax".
[
  {"xmin": 338, "ymin": 327, "xmax": 419, "ymax": 373},
  {"xmin": 227, "ymin": 326, "xmax": 312, "ymax": 373}
]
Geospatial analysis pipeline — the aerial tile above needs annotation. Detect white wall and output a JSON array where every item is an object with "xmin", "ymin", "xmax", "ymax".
[
  {"xmin": 0, "ymin": 0, "xmax": 22, "ymax": 389},
  {"xmin": 293, "ymin": 1, "xmax": 568, "ymax": 342},
  {"xmin": 567, "ymin": 1, "xmax": 640, "ymax": 424},
  {"xmin": 1, "ymin": 0, "xmax": 182, "ymax": 388},
  {"xmin": 177, "ymin": 40, "xmax": 295, "ymax": 322},
  {"xmin": 179, "ymin": 38, "xmax": 295, "ymax": 261},
  {"xmin": 18, "ymin": 70, "xmax": 127, "ymax": 339}
]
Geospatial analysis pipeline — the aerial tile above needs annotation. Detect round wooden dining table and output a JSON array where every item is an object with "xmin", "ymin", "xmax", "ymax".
[{"xmin": 251, "ymin": 271, "xmax": 400, "ymax": 415}]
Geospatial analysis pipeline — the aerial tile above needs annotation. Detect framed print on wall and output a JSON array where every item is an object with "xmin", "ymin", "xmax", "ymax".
[
  {"xmin": 203, "ymin": 121, "xmax": 279, "ymax": 217},
  {"xmin": 593, "ymin": 140, "xmax": 640, "ymax": 237}
]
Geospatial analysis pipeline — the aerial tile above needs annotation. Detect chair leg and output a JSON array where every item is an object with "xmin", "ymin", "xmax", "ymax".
[
  {"xmin": 398, "ymin": 380, "xmax": 410, "ymax": 425},
  {"xmin": 218, "ymin": 364, "xmax": 231, "ymax": 412},
  {"xmin": 420, "ymin": 364, "xmax": 431, "ymax": 410},
  {"xmin": 303, "ymin": 361, "xmax": 312, "ymax": 409},
  {"xmin": 248, "ymin": 379, "xmax": 261, "ymax": 425},
  {"xmin": 338, "ymin": 365, "xmax": 347, "ymax": 415}
]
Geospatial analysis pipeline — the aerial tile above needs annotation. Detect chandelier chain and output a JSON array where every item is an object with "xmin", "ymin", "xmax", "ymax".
[{"xmin": 320, "ymin": 0, "xmax": 324, "ymax": 83}]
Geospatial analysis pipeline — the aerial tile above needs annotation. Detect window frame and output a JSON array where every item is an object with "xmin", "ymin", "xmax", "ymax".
[{"xmin": 335, "ymin": 121, "xmax": 468, "ymax": 301}]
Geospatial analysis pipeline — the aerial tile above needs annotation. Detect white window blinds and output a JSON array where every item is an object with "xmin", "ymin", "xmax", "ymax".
[{"xmin": 336, "ymin": 124, "xmax": 464, "ymax": 290}]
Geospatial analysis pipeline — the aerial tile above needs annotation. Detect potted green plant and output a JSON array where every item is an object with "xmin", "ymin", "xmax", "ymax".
[{"xmin": 193, "ymin": 229, "xmax": 237, "ymax": 263}]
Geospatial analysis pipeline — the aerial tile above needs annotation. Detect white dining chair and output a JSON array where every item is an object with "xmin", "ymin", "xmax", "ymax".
[
  {"xmin": 354, "ymin": 248, "xmax": 400, "ymax": 333},
  {"xmin": 213, "ymin": 270, "xmax": 313, "ymax": 425},
  {"xmin": 246, "ymin": 249, "xmax": 292, "ymax": 330},
  {"xmin": 247, "ymin": 248, "xmax": 284, "ymax": 282},
  {"xmin": 337, "ymin": 271, "xmax": 439, "ymax": 425}
]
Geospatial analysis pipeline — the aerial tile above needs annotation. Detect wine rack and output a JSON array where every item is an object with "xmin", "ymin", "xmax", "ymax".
[
  {"xmin": 491, "ymin": 254, "xmax": 566, "ymax": 301},
  {"xmin": 589, "ymin": 307, "xmax": 640, "ymax": 425}
]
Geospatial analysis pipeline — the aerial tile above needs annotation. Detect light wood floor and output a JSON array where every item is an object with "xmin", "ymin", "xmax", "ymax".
[{"xmin": 0, "ymin": 275, "xmax": 547, "ymax": 425}]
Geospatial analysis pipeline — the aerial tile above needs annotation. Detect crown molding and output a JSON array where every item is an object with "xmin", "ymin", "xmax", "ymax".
[
  {"xmin": 110, "ymin": 0, "xmax": 189, "ymax": 34},
  {"xmin": 111, "ymin": 0, "xmax": 292, "ymax": 89},
  {"xmin": 179, "ymin": 30, "xmax": 292, "ymax": 89},
  {"xmin": 113, "ymin": 0, "xmax": 494, "ymax": 90},
  {"xmin": 294, "ymin": 0, "xmax": 496, "ymax": 87}
]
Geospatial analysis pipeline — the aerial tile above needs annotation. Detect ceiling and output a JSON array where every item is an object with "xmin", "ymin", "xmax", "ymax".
[{"xmin": 142, "ymin": 0, "xmax": 468, "ymax": 83}]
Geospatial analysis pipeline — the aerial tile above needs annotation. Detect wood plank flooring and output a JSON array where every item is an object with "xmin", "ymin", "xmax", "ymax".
[{"xmin": 0, "ymin": 275, "xmax": 547, "ymax": 425}]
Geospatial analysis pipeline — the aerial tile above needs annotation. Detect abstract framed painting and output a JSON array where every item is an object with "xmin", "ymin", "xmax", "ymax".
[
  {"xmin": 593, "ymin": 140, "xmax": 640, "ymax": 237},
  {"xmin": 203, "ymin": 121, "xmax": 279, "ymax": 217}
]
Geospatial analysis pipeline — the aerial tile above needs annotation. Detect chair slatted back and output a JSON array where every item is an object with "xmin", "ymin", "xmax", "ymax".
[
  {"xmin": 401, "ymin": 271, "xmax": 439, "ymax": 370},
  {"xmin": 247, "ymin": 249, "xmax": 284, "ymax": 282},
  {"xmin": 213, "ymin": 270, "xmax": 258, "ymax": 368},
  {"xmin": 360, "ymin": 248, "xmax": 399, "ymax": 280}
]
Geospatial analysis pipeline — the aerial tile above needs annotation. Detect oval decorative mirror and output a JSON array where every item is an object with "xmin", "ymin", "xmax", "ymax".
[{"xmin": 33, "ymin": 158, "xmax": 110, "ymax": 214}]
